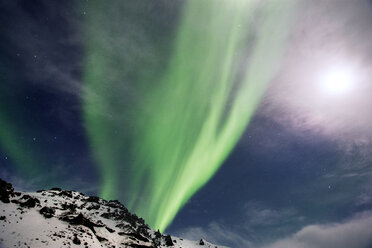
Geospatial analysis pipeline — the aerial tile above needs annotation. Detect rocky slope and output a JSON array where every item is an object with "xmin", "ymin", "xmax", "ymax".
[{"xmin": 0, "ymin": 178, "xmax": 225, "ymax": 248}]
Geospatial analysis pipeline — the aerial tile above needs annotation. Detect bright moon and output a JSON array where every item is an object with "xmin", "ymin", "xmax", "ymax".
[{"xmin": 321, "ymin": 67, "xmax": 354, "ymax": 95}]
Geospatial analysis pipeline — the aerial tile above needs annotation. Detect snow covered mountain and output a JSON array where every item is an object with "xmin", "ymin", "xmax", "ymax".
[{"xmin": 0, "ymin": 178, "xmax": 225, "ymax": 248}]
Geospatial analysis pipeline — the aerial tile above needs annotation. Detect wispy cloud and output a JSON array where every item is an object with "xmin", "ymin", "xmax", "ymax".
[
  {"xmin": 355, "ymin": 182, "xmax": 372, "ymax": 207},
  {"xmin": 174, "ymin": 201, "xmax": 303, "ymax": 248},
  {"xmin": 243, "ymin": 201, "xmax": 301, "ymax": 227},
  {"xmin": 263, "ymin": 211, "xmax": 372, "ymax": 248},
  {"xmin": 260, "ymin": 0, "xmax": 372, "ymax": 146},
  {"xmin": 175, "ymin": 222, "xmax": 252, "ymax": 248},
  {"xmin": 0, "ymin": 168, "xmax": 41, "ymax": 192},
  {"xmin": 176, "ymin": 211, "xmax": 372, "ymax": 248}
]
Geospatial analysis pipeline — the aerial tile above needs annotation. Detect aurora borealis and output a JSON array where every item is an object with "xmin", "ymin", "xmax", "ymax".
[
  {"xmin": 83, "ymin": 0, "xmax": 297, "ymax": 231},
  {"xmin": 2, "ymin": 0, "xmax": 372, "ymax": 247}
]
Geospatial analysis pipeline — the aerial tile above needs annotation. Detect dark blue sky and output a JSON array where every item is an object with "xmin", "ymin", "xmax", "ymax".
[{"xmin": 1, "ymin": 1, "xmax": 372, "ymax": 248}]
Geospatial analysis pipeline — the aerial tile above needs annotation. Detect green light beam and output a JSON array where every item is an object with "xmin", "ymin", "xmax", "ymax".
[{"xmin": 83, "ymin": 0, "xmax": 298, "ymax": 232}]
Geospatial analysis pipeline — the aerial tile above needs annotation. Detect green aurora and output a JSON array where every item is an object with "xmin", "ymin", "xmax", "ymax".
[
  {"xmin": 0, "ymin": 59, "xmax": 43, "ymax": 179},
  {"xmin": 83, "ymin": 0, "xmax": 298, "ymax": 231}
]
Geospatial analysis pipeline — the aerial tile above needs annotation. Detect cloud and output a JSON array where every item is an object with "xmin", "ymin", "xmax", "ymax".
[
  {"xmin": 174, "ymin": 202, "xmax": 303, "ymax": 248},
  {"xmin": 0, "ymin": 164, "xmax": 99, "ymax": 196},
  {"xmin": 175, "ymin": 222, "xmax": 253, "ymax": 248},
  {"xmin": 3, "ymin": 1, "xmax": 84, "ymax": 96},
  {"xmin": 260, "ymin": 0, "xmax": 372, "ymax": 146},
  {"xmin": 355, "ymin": 182, "xmax": 372, "ymax": 207},
  {"xmin": 243, "ymin": 201, "xmax": 301, "ymax": 227},
  {"xmin": 263, "ymin": 212, "xmax": 372, "ymax": 248},
  {"xmin": 176, "ymin": 211, "xmax": 372, "ymax": 248},
  {"xmin": 0, "ymin": 169, "xmax": 40, "ymax": 192}
]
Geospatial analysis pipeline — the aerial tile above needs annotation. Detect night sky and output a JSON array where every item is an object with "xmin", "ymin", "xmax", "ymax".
[{"xmin": 1, "ymin": 1, "xmax": 372, "ymax": 248}]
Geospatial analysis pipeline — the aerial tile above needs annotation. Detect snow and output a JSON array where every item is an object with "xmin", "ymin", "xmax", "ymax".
[{"xmin": 0, "ymin": 185, "xmax": 228, "ymax": 248}]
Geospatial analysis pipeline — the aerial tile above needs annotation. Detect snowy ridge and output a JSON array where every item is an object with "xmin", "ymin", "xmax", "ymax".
[{"xmin": 0, "ymin": 178, "xmax": 226, "ymax": 248}]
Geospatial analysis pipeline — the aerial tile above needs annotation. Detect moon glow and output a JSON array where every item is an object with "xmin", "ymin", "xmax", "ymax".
[{"xmin": 321, "ymin": 67, "xmax": 355, "ymax": 96}]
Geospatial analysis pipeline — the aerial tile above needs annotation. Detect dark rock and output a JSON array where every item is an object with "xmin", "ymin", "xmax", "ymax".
[
  {"xmin": 72, "ymin": 234, "xmax": 81, "ymax": 245},
  {"xmin": 59, "ymin": 190, "xmax": 73, "ymax": 198},
  {"xmin": 0, "ymin": 216, "xmax": 6, "ymax": 221},
  {"xmin": 137, "ymin": 217, "xmax": 145, "ymax": 226},
  {"xmin": 130, "ymin": 232, "xmax": 149, "ymax": 242},
  {"xmin": 199, "ymin": 239, "xmax": 205, "ymax": 245},
  {"xmin": 21, "ymin": 194, "xmax": 31, "ymax": 200},
  {"xmin": 100, "ymin": 210, "xmax": 128, "ymax": 221},
  {"xmin": 39, "ymin": 206, "xmax": 55, "ymax": 218},
  {"xmin": 137, "ymin": 226, "xmax": 150, "ymax": 237},
  {"xmin": 118, "ymin": 232, "xmax": 149, "ymax": 242},
  {"xmin": 126, "ymin": 213, "xmax": 141, "ymax": 227},
  {"xmin": 127, "ymin": 245, "xmax": 153, "ymax": 248},
  {"xmin": 96, "ymin": 235, "xmax": 108, "ymax": 242},
  {"xmin": 61, "ymin": 203, "xmax": 76, "ymax": 212},
  {"xmin": 155, "ymin": 230, "xmax": 162, "ymax": 238},
  {"xmin": 115, "ymin": 222, "xmax": 133, "ymax": 231},
  {"xmin": 86, "ymin": 203, "xmax": 100, "ymax": 211},
  {"xmin": 164, "ymin": 235, "xmax": 174, "ymax": 246},
  {"xmin": 19, "ymin": 197, "xmax": 40, "ymax": 208},
  {"xmin": 0, "ymin": 178, "xmax": 14, "ymax": 203},
  {"xmin": 153, "ymin": 237, "xmax": 161, "ymax": 246},
  {"xmin": 107, "ymin": 200, "xmax": 128, "ymax": 212},
  {"xmin": 50, "ymin": 187, "xmax": 62, "ymax": 191},
  {"xmin": 105, "ymin": 226, "xmax": 115, "ymax": 233},
  {"xmin": 87, "ymin": 196, "xmax": 100, "ymax": 203},
  {"xmin": 60, "ymin": 213, "xmax": 103, "ymax": 234},
  {"xmin": 100, "ymin": 212, "xmax": 117, "ymax": 220},
  {"xmin": 153, "ymin": 229, "xmax": 162, "ymax": 246}
]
